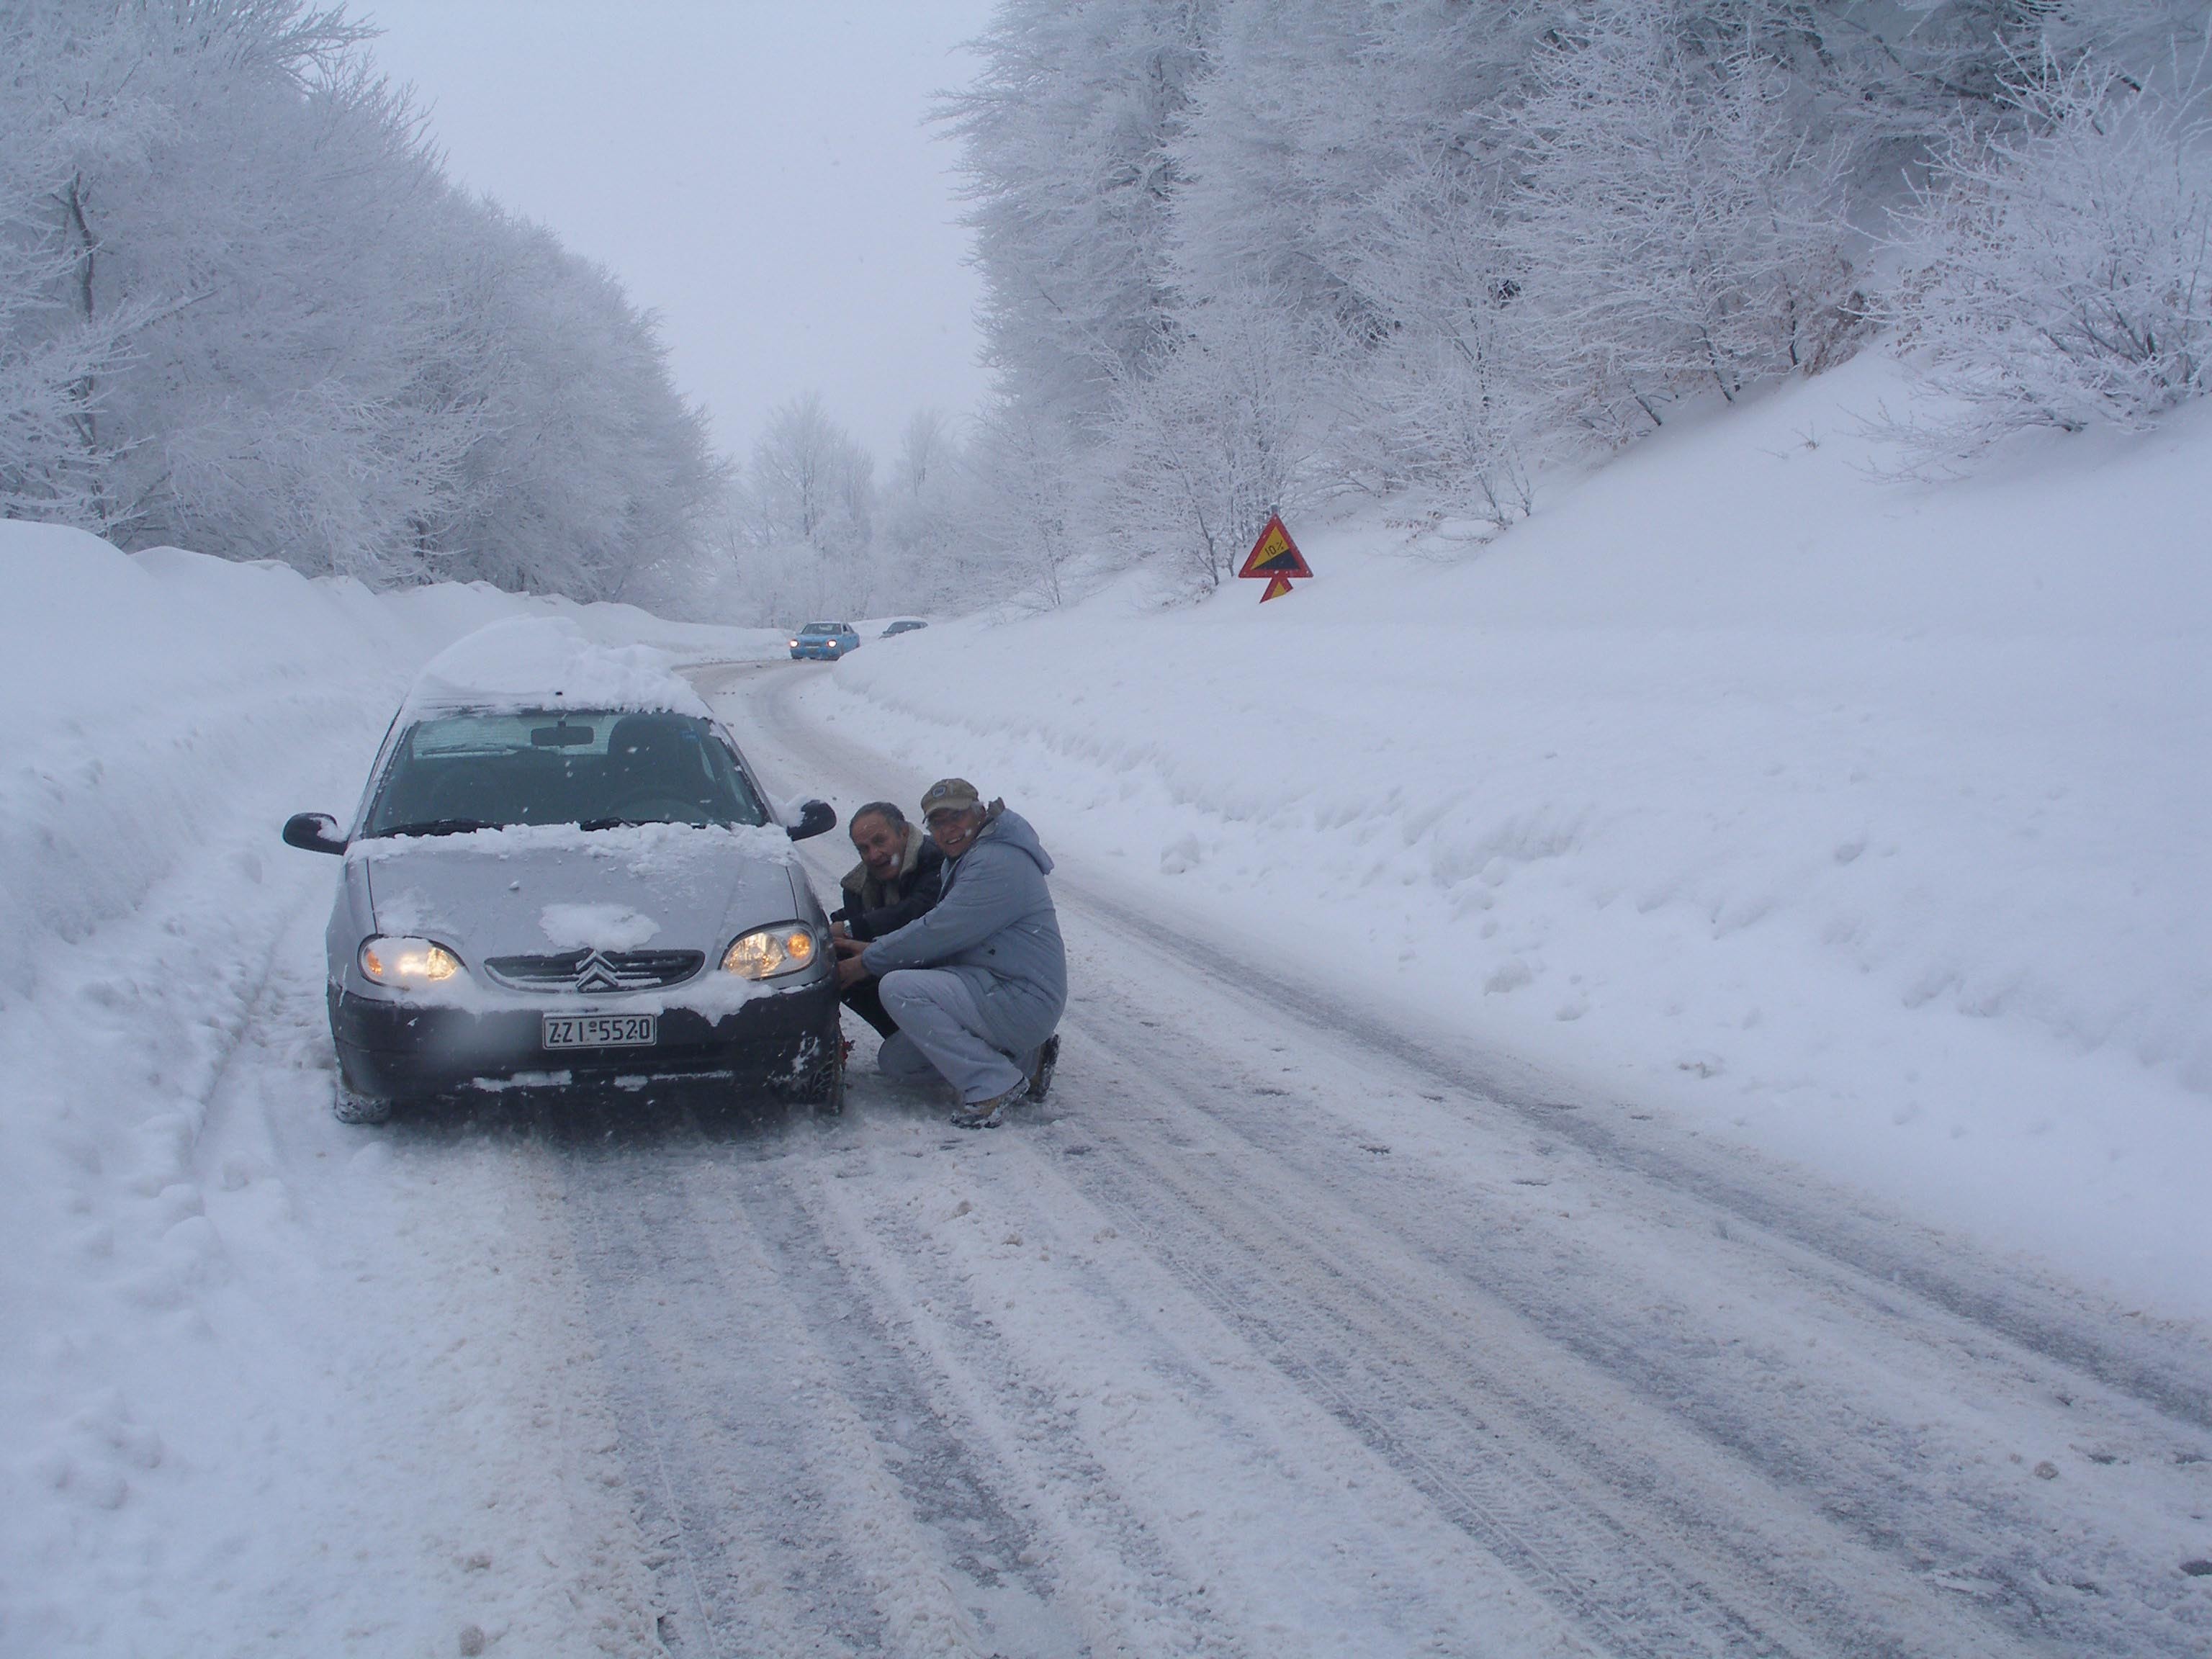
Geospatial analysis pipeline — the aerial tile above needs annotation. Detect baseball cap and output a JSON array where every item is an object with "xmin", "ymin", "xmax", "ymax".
[{"xmin": 920, "ymin": 777, "xmax": 982, "ymax": 818}]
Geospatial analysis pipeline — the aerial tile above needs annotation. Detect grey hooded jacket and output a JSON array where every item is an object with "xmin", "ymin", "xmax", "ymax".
[{"xmin": 860, "ymin": 806, "xmax": 1066, "ymax": 1056}]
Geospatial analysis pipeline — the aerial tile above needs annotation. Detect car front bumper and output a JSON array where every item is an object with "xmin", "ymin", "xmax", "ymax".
[{"xmin": 331, "ymin": 977, "xmax": 840, "ymax": 1102}]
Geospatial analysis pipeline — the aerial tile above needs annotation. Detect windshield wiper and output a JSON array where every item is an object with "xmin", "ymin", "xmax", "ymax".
[{"xmin": 373, "ymin": 818, "xmax": 498, "ymax": 839}]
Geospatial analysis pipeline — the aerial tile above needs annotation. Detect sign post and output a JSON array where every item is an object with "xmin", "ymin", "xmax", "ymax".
[{"xmin": 1236, "ymin": 513, "xmax": 1313, "ymax": 602}]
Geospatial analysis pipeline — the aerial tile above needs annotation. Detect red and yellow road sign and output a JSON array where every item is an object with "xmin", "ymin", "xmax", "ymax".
[{"xmin": 1238, "ymin": 513, "xmax": 1312, "ymax": 601}]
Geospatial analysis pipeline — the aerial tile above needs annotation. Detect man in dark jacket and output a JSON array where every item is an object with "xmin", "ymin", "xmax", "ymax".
[
  {"xmin": 832, "ymin": 800, "xmax": 944, "ymax": 1038},
  {"xmin": 835, "ymin": 778, "xmax": 1066, "ymax": 1128}
]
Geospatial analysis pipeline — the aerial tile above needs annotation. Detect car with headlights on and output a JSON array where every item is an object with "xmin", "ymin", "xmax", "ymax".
[
  {"xmin": 788, "ymin": 620, "xmax": 860, "ymax": 660},
  {"xmin": 281, "ymin": 618, "xmax": 843, "ymax": 1123}
]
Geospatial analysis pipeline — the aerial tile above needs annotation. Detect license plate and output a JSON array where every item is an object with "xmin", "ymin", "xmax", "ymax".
[{"xmin": 543, "ymin": 1012, "xmax": 657, "ymax": 1050}]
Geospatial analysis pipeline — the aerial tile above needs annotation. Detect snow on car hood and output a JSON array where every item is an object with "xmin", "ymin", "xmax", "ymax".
[{"xmin": 359, "ymin": 822, "xmax": 802, "ymax": 966}]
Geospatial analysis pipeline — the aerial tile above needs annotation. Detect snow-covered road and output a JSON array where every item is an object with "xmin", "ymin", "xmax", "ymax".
[
  {"xmin": 577, "ymin": 659, "xmax": 2207, "ymax": 1658},
  {"xmin": 22, "ymin": 648, "xmax": 2208, "ymax": 1656}
]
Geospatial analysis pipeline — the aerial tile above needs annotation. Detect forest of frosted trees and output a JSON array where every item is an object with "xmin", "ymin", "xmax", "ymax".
[
  {"xmin": 936, "ymin": 0, "xmax": 2212, "ymax": 601},
  {"xmin": 1, "ymin": 0, "xmax": 719, "ymax": 602},
  {"xmin": 6, "ymin": 1, "xmax": 2206, "ymax": 617}
]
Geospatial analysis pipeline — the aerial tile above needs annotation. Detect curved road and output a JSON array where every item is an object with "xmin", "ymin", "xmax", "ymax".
[{"xmin": 524, "ymin": 660, "xmax": 2212, "ymax": 1657}]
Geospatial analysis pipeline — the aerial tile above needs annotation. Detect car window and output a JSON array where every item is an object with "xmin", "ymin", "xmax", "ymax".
[
  {"xmin": 361, "ymin": 710, "xmax": 770, "ymax": 836},
  {"xmin": 802, "ymin": 621, "xmax": 837, "ymax": 634}
]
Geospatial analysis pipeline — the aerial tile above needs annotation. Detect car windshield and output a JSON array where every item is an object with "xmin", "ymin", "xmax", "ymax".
[
  {"xmin": 361, "ymin": 710, "xmax": 770, "ymax": 837},
  {"xmin": 801, "ymin": 622, "xmax": 841, "ymax": 634}
]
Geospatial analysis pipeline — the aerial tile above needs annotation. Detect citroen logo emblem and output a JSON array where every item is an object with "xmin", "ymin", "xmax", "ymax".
[{"xmin": 574, "ymin": 951, "xmax": 620, "ymax": 993}]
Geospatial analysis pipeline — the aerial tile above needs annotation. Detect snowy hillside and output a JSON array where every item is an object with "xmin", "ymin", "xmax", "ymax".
[{"xmin": 815, "ymin": 351, "xmax": 2212, "ymax": 1322}]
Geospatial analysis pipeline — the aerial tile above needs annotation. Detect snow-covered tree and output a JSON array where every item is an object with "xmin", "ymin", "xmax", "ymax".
[
  {"xmin": 743, "ymin": 393, "xmax": 876, "ymax": 559},
  {"xmin": 1507, "ymin": 3, "xmax": 1861, "ymax": 431},
  {"xmin": 1103, "ymin": 284, "xmax": 1341, "ymax": 588},
  {"xmin": 1883, "ymin": 44, "xmax": 2212, "ymax": 459},
  {"xmin": 943, "ymin": 0, "xmax": 1219, "ymax": 427},
  {"xmin": 0, "ymin": 0, "xmax": 717, "ymax": 598}
]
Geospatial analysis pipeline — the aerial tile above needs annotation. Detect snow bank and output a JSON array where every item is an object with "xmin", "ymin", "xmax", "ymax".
[
  {"xmin": 817, "ymin": 351, "xmax": 2212, "ymax": 1322},
  {"xmin": 0, "ymin": 526, "xmax": 777, "ymax": 1650}
]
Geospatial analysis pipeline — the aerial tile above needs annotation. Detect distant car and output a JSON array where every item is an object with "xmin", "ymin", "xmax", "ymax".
[
  {"xmin": 788, "ymin": 620, "xmax": 860, "ymax": 660},
  {"xmin": 281, "ymin": 618, "xmax": 844, "ymax": 1123},
  {"xmin": 880, "ymin": 619, "xmax": 927, "ymax": 638}
]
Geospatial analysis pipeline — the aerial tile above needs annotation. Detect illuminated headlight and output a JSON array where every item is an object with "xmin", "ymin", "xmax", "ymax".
[
  {"xmin": 359, "ymin": 936, "xmax": 462, "ymax": 986},
  {"xmin": 721, "ymin": 925, "xmax": 818, "ymax": 979}
]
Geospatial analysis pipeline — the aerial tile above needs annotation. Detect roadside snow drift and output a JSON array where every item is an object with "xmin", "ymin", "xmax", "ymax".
[{"xmin": 816, "ymin": 351, "xmax": 2212, "ymax": 1323}]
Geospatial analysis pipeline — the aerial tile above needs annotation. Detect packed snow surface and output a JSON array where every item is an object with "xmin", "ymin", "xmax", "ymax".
[{"xmin": 819, "ymin": 351, "xmax": 2211, "ymax": 1323}]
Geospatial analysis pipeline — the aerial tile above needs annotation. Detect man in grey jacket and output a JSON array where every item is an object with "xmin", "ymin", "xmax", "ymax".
[{"xmin": 834, "ymin": 777, "xmax": 1066, "ymax": 1128}]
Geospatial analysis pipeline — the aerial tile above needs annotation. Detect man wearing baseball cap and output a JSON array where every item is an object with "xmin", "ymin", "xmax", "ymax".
[{"xmin": 834, "ymin": 778, "xmax": 1066, "ymax": 1127}]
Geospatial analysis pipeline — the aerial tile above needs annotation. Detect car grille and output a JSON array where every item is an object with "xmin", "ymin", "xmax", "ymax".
[{"xmin": 482, "ymin": 948, "xmax": 706, "ymax": 993}]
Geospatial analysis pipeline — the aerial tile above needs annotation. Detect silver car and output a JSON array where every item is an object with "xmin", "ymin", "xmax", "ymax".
[{"xmin": 282, "ymin": 621, "xmax": 842, "ymax": 1123}]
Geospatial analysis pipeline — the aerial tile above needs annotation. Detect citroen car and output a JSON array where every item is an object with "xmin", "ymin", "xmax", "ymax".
[
  {"xmin": 282, "ymin": 618, "xmax": 843, "ymax": 1123},
  {"xmin": 788, "ymin": 620, "xmax": 860, "ymax": 660}
]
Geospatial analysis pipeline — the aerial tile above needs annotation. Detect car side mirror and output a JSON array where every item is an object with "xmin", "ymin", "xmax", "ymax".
[
  {"xmin": 282, "ymin": 811, "xmax": 348, "ymax": 855},
  {"xmin": 786, "ymin": 799, "xmax": 837, "ymax": 842}
]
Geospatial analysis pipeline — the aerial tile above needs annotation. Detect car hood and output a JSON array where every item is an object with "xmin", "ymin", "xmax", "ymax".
[{"xmin": 357, "ymin": 822, "xmax": 804, "ymax": 960}]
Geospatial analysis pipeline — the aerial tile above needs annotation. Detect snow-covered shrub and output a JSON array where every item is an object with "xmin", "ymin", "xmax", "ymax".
[{"xmin": 1884, "ymin": 50, "xmax": 2212, "ymax": 458}]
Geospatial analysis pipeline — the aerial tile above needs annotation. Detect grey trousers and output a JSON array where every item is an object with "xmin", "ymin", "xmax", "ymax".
[{"xmin": 876, "ymin": 969, "xmax": 1030, "ymax": 1105}]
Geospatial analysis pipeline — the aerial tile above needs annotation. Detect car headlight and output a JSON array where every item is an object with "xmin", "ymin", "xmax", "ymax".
[
  {"xmin": 721, "ymin": 925, "xmax": 818, "ymax": 979},
  {"xmin": 360, "ymin": 936, "xmax": 462, "ymax": 986}
]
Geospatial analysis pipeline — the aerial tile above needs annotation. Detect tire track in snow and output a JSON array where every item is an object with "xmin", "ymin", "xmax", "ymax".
[
  {"xmin": 794, "ymin": 1122, "xmax": 1591, "ymax": 1659},
  {"xmin": 563, "ymin": 1139, "xmax": 902, "ymax": 1656},
  {"xmin": 1048, "ymin": 913, "xmax": 2212, "ymax": 1656},
  {"xmin": 566, "ymin": 1128, "xmax": 1195, "ymax": 1657},
  {"xmin": 1042, "ymin": 1029, "xmax": 1924, "ymax": 1658}
]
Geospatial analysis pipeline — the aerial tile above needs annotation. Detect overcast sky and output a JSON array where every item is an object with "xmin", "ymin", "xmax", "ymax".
[{"xmin": 356, "ymin": 1, "xmax": 999, "ymax": 467}]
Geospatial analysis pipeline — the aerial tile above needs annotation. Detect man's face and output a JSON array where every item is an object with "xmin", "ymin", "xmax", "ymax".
[
  {"xmin": 850, "ymin": 812, "xmax": 906, "ymax": 879},
  {"xmin": 927, "ymin": 805, "xmax": 986, "ymax": 860}
]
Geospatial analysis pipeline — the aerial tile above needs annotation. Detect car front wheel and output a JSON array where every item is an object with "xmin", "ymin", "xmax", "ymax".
[
  {"xmin": 789, "ymin": 1038, "xmax": 845, "ymax": 1115},
  {"xmin": 333, "ymin": 1078, "xmax": 396, "ymax": 1125}
]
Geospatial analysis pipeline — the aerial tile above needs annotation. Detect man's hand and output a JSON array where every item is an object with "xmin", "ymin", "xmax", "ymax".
[
  {"xmin": 830, "ymin": 920, "xmax": 852, "ymax": 943},
  {"xmin": 834, "ymin": 937, "xmax": 871, "ymax": 989}
]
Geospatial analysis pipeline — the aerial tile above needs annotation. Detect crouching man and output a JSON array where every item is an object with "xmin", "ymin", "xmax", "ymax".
[
  {"xmin": 835, "ymin": 778, "xmax": 1066, "ymax": 1128},
  {"xmin": 832, "ymin": 800, "xmax": 945, "ymax": 1039}
]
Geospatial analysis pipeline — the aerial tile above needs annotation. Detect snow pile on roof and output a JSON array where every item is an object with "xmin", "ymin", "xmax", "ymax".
[{"xmin": 406, "ymin": 616, "xmax": 712, "ymax": 717}]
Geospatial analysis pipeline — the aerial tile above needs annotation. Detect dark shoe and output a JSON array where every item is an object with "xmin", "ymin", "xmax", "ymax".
[
  {"xmin": 950, "ymin": 1084, "xmax": 1024, "ymax": 1130},
  {"xmin": 1025, "ymin": 1034, "xmax": 1061, "ymax": 1103}
]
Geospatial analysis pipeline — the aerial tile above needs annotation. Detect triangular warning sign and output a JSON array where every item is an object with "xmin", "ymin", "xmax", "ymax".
[
  {"xmin": 1259, "ymin": 573, "xmax": 1296, "ymax": 601},
  {"xmin": 1237, "ymin": 513, "xmax": 1313, "ymax": 580}
]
